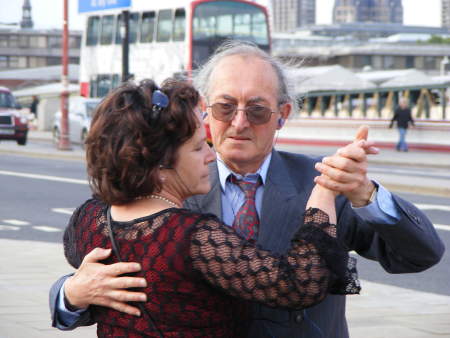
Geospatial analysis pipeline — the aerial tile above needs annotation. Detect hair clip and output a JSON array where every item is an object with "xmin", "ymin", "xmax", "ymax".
[{"xmin": 152, "ymin": 90, "xmax": 169, "ymax": 113}]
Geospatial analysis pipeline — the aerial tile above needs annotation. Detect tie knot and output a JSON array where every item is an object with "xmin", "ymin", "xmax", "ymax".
[{"xmin": 230, "ymin": 175, "xmax": 262, "ymax": 199}]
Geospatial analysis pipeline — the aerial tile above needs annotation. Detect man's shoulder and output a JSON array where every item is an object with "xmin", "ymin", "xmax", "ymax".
[{"xmin": 274, "ymin": 150, "xmax": 321, "ymax": 167}]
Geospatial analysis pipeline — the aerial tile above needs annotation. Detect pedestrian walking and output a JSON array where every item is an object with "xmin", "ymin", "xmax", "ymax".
[{"xmin": 390, "ymin": 98, "xmax": 415, "ymax": 152}]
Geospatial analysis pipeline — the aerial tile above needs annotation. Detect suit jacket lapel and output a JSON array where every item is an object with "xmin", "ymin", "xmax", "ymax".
[{"xmin": 258, "ymin": 150, "xmax": 311, "ymax": 253}]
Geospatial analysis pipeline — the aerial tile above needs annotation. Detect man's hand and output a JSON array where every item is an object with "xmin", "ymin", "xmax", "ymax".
[
  {"xmin": 64, "ymin": 248, "xmax": 147, "ymax": 317},
  {"xmin": 314, "ymin": 125, "xmax": 379, "ymax": 207}
]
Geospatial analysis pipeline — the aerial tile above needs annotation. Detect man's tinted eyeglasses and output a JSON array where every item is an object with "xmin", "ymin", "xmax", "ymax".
[{"xmin": 208, "ymin": 102, "xmax": 275, "ymax": 125}]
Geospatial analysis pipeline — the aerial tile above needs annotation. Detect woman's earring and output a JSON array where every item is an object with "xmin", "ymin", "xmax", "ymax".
[{"xmin": 160, "ymin": 176, "xmax": 166, "ymax": 182}]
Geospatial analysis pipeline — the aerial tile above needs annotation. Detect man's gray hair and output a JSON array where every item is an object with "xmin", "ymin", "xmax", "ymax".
[{"xmin": 193, "ymin": 40, "xmax": 294, "ymax": 108}]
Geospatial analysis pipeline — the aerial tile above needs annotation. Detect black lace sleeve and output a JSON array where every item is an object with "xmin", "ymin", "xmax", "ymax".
[{"xmin": 190, "ymin": 207, "xmax": 359, "ymax": 310}]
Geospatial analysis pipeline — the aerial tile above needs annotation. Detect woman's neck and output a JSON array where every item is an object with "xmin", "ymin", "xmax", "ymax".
[{"xmin": 110, "ymin": 191, "xmax": 182, "ymax": 222}]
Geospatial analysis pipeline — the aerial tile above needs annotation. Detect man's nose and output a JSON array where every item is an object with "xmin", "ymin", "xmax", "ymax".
[{"xmin": 231, "ymin": 109, "xmax": 250, "ymax": 131}]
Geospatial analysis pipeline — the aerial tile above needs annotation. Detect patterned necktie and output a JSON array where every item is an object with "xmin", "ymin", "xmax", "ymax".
[{"xmin": 230, "ymin": 175, "xmax": 262, "ymax": 241}]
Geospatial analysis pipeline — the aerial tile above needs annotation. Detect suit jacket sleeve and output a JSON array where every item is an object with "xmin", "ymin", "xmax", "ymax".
[
  {"xmin": 337, "ymin": 193, "xmax": 444, "ymax": 273},
  {"xmin": 49, "ymin": 274, "xmax": 94, "ymax": 330}
]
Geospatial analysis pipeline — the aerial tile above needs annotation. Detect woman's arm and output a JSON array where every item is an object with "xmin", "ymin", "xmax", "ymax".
[{"xmin": 189, "ymin": 207, "xmax": 357, "ymax": 311}]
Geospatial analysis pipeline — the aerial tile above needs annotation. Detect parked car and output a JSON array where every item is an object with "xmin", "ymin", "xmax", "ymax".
[
  {"xmin": 0, "ymin": 87, "xmax": 29, "ymax": 145},
  {"xmin": 53, "ymin": 97, "xmax": 101, "ymax": 148}
]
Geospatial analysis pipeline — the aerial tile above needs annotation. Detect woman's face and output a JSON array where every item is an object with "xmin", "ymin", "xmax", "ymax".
[{"xmin": 172, "ymin": 111, "xmax": 216, "ymax": 197}]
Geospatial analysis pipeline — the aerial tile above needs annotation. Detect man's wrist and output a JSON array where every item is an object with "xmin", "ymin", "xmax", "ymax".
[
  {"xmin": 64, "ymin": 276, "xmax": 88, "ymax": 311},
  {"xmin": 351, "ymin": 181, "xmax": 377, "ymax": 208},
  {"xmin": 64, "ymin": 293, "xmax": 85, "ymax": 312}
]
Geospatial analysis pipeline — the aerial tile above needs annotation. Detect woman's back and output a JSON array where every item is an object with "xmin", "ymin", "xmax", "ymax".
[{"xmin": 64, "ymin": 199, "xmax": 249, "ymax": 337}]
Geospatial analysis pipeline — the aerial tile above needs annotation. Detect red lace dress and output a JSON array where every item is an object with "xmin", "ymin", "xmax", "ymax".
[{"xmin": 64, "ymin": 199, "xmax": 359, "ymax": 337}]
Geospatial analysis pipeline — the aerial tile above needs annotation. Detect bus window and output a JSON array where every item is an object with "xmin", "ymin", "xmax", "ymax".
[
  {"xmin": 216, "ymin": 14, "xmax": 232, "ymax": 37},
  {"xmin": 115, "ymin": 14, "xmax": 122, "ymax": 44},
  {"xmin": 141, "ymin": 11, "xmax": 155, "ymax": 43},
  {"xmin": 173, "ymin": 9, "xmax": 185, "ymax": 42},
  {"xmin": 157, "ymin": 9, "xmax": 172, "ymax": 42},
  {"xmin": 234, "ymin": 13, "xmax": 251, "ymax": 39},
  {"xmin": 251, "ymin": 12, "xmax": 267, "ymax": 45},
  {"xmin": 87, "ymin": 16, "xmax": 100, "ymax": 46},
  {"xmin": 129, "ymin": 13, "xmax": 139, "ymax": 43},
  {"xmin": 100, "ymin": 15, "xmax": 114, "ymax": 45},
  {"xmin": 97, "ymin": 74, "xmax": 112, "ymax": 97}
]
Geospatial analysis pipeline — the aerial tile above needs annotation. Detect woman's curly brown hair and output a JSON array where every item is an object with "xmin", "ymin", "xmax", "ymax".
[{"xmin": 85, "ymin": 79, "xmax": 200, "ymax": 205}]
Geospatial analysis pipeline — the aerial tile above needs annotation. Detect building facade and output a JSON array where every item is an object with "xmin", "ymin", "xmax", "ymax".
[
  {"xmin": 333, "ymin": 0, "xmax": 403, "ymax": 24},
  {"xmin": 0, "ymin": 29, "xmax": 81, "ymax": 71},
  {"xmin": 271, "ymin": 0, "xmax": 316, "ymax": 32},
  {"xmin": 443, "ymin": 0, "xmax": 450, "ymax": 27}
]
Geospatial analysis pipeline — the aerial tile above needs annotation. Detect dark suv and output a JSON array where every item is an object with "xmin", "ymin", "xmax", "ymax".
[{"xmin": 0, "ymin": 87, "xmax": 28, "ymax": 145}]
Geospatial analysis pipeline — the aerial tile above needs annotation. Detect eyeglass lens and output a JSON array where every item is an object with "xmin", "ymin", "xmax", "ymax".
[{"xmin": 210, "ymin": 103, "xmax": 273, "ymax": 125}]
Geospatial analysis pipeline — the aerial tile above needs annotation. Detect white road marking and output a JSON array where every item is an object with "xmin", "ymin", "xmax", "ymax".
[
  {"xmin": 2, "ymin": 219, "xmax": 30, "ymax": 226},
  {"xmin": 0, "ymin": 170, "xmax": 88, "ymax": 185},
  {"xmin": 414, "ymin": 203, "xmax": 450, "ymax": 212},
  {"xmin": 0, "ymin": 225, "xmax": 20, "ymax": 231},
  {"xmin": 52, "ymin": 208, "xmax": 75, "ymax": 215},
  {"xmin": 435, "ymin": 224, "xmax": 450, "ymax": 232},
  {"xmin": 32, "ymin": 226, "xmax": 62, "ymax": 232}
]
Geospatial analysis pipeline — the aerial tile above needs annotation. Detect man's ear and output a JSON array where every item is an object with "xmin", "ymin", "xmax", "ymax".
[{"xmin": 277, "ymin": 103, "xmax": 292, "ymax": 130}]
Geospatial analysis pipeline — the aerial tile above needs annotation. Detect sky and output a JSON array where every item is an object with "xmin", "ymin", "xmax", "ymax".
[{"xmin": 0, "ymin": 0, "xmax": 442, "ymax": 31}]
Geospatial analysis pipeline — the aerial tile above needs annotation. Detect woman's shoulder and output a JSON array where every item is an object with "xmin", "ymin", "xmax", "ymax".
[{"xmin": 70, "ymin": 198, "xmax": 106, "ymax": 227}]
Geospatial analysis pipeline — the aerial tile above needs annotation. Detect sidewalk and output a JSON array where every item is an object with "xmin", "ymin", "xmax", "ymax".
[{"xmin": 0, "ymin": 238, "xmax": 449, "ymax": 338}]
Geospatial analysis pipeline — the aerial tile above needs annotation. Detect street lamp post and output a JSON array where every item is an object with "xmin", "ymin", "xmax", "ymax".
[
  {"xmin": 58, "ymin": 0, "xmax": 71, "ymax": 150},
  {"xmin": 120, "ymin": 10, "xmax": 130, "ymax": 83}
]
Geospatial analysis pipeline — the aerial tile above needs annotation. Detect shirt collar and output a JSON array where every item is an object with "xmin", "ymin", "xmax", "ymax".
[{"xmin": 217, "ymin": 152, "xmax": 272, "ymax": 191}]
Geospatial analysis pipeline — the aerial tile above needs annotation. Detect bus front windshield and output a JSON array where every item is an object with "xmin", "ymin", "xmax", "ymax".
[{"xmin": 192, "ymin": 1, "xmax": 269, "ymax": 68}]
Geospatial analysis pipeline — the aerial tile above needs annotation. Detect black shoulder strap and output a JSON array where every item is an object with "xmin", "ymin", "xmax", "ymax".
[{"xmin": 106, "ymin": 207, "xmax": 164, "ymax": 338}]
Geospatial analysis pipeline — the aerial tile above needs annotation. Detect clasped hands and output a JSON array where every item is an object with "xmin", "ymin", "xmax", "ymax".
[{"xmin": 314, "ymin": 125, "xmax": 379, "ymax": 207}]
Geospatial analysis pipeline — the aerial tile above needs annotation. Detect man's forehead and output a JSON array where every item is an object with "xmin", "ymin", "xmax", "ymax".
[{"xmin": 207, "ymin": 55, "xmax": 278, "ymax": 100}]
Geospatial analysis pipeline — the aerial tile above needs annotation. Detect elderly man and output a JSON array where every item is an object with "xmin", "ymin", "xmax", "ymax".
[{"xmin": 50, "ymin": 42, "xmax": 444, "ymax": 338}]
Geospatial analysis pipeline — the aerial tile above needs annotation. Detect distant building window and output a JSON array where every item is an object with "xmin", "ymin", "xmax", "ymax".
[
  {"xmin": 0, "ymin": 56, "xmax": 7, "ymax": 68},
  {"xmin": 48, "ymin": 36, "xmax": 62, "ymax": 48},
  {"xmin": 47, "ymin": 57, "xmax": 60, "ymax": 66},
  {"xmin": 173, "ymin": 9, "xmax": 186, "ymax": 41},
  {"xmin": 9, "ymin": 35, "xmax": 18, "ymax": 48},
  {"xmin": 141, "ymin": 11, "xmax": 155, "ymax": 43},
  {"xmin": 0, "ymin": 35, "xmax": 7, "ymax": 47},
  {"xmin": 8, "ymin": 56, "xmax": 19, "ymax": 68},
  {"xmin": 424, "ymin": 56, "xmax": 436, "ymax": 70},
  {"xmin": 19, "ymin": 35, "xmax": 29, "ymax": 48},
  {"xmin": 406, "ymin": 56, "xmax": 414, "ymax": 68},
  {"xmin": 29, "ymin": 56, "xmax": 46, "ymax": 67},
  {"xmin": 383, "ymin": 55, "xmax": 395, "ymax": 69},
  {"xmin": 69, "ymin": 36, "xmax": 81, "ymax": 48},
  {"xmin": 87, "ymin": 16, "xmax": 100, "ymax": 46},
  {"xmin": 100, "ymin": 15, "xmax": 114, "ymax": 45},
  {"xmin": 157, "ymin": 9, "xmax": 172, "ymax": 42}
]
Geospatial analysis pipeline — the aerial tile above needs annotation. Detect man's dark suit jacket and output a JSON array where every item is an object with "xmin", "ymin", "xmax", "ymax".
[{"xmin": 49, "ymin": 150, "xmax": 444, "ymax": 338}]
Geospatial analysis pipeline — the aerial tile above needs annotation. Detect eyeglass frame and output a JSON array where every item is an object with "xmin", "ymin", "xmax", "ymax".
[{"xmin": 206, "ymin": 102, "xmax": 285, "ymax": 125}]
